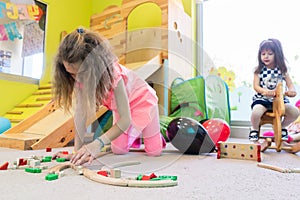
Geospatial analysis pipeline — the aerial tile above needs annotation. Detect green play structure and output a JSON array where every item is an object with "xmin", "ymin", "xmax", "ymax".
[{"xmin": 160, "ymin": 75, "xmax": 231, "ymax": 140}]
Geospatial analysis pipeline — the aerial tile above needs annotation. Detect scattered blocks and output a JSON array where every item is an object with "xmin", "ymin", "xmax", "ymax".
[
  {"xmin": 137, "ymin": 173, "xmax": 157, "ymax": 180},
  {"xmin": 217, "ymin": 141, "xmax": 261, "ymax": 162},
  {"xmin": 96, "ymin": 169, "xmax": 122, "ymax": 178},
  {"xmin": 136, "ymin": 173, "xmax": 178, "ymax": 181}
]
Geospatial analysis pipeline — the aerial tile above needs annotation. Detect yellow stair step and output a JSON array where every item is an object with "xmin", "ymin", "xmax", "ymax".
[{"xmin": 15, "ymin": 103, "xmax": 44, "ymax": 108}]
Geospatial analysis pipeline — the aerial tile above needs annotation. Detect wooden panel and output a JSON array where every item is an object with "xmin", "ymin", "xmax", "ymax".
[
  {"xmin": 129, "ymin": 53, "xmax": 162, "ymax": 80},
  {"xmin": 0, "ymin": 133, "xmax": 41, "ymax": 150},
  {"xmin": 30, "ymin": 106, "xmax": 108, "ymax": 150},
  {"xmin": 30, "ymin": 118, "xmax": 75, "ymax": 150},
  {"xmin": 24, "ymin": 109, "xmax": 72, "ymax": 135},
  {"xmin": 90, "ymin": 0, "xmax": 168, "ymax": 63}
]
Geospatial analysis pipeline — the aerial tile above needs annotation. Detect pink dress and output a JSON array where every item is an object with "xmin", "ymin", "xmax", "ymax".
[{"xmin": 102, "ymin": 63, "xmax": 165, "ymax": 156}]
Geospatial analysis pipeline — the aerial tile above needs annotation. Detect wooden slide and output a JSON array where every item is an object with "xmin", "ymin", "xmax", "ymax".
[{"xmin": 0, "ymin": 54, "xmax": 163, "ymax": 150}]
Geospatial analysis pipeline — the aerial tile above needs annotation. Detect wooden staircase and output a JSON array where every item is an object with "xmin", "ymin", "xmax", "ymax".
[
  {"xmin": 0, "ymin": 84, "xmax": 107, "ymax": 150},
  {"xmin": 3, "ymin": 84, "xmax": 53, "ymax": 126}
]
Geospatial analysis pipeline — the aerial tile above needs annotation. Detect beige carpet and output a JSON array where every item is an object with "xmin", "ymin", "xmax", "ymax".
[{"xmin": 0, "ymin": 138, "xmax": 299, "ymax": 200}]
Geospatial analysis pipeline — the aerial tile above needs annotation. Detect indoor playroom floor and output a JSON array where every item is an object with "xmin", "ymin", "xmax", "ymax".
[{"xmin": 0, "ymin": 138, "xmax": 299, "ymax": 200}]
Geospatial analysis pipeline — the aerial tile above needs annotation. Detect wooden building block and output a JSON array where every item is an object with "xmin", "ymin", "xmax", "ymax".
[
  {"xmin": 110, "ymin": 169, "xmax": 121, "ymax": 178},
  {"xmin": 217, "ymin": 141, "xmax": 261, "ymax": 162}
]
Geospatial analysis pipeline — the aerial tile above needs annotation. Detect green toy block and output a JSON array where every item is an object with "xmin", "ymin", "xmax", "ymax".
[
  {"xmin": 56, "ymin": 158, "xmax": 66, "ymax": 162},
  {"xmin": 45, "ymin": 173, "xmax": 58, "ymax": 181},
  {"xmin": 151, "ymin": 176, "xmax": 177, "ymax": 181},
  {"xmin": 25, "ymin": 167, "xmax": 42, "ymax": 173},
  {"xmin": 42, "ymin": 156, "xmax": 52, "ymax": 162}
]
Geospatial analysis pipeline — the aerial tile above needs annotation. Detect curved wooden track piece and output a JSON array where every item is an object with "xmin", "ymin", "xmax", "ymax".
[
  {"xmin": 48, "ymin": 162, "xmax": 177, "ymax": 188},
  {"xmin": 82, "ymin": 168, "xmax": 177, "ymax": 187},
  {"xmin": 48, "ymin": 163, "xmax": 75, "ymax": 174}
]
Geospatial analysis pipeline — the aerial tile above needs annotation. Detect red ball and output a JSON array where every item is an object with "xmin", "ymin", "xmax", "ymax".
[
  {"xmin": 202, "ymin": 118, "xmax": 230, "ymax": 144},
  {"xmin": 295, "ymin": 99, "xmax": 300, "ymax": 108}
]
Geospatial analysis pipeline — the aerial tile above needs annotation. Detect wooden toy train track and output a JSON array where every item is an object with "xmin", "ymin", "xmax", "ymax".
[{"xmin": 48, "ymin": 162, "xmax": 178, "ymax": 188}]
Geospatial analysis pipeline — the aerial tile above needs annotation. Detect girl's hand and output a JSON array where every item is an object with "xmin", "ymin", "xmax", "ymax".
[
  {"xmin": 285, "ymin": 90, "xmax": 297, "ymax": 97},
  {"xmin": 70, "ymin": 139, "xmax": 103, "ymax": 165},
  {"xmin": 52, "ymin": 151, "xmax": 73, "ymax": 161},
  {"xmin": 262, "ymin": 89, "xmax": 275, "ymax": 97}
]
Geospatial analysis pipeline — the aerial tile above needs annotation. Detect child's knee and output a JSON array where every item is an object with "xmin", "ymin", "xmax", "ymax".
[{"xmin": 288, "ymin": 106, "xmax": 300, "ymax": 120}]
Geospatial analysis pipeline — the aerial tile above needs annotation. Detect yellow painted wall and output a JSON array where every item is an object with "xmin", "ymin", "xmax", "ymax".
[
  {"xmin": 0, "ymin": 0, "xmax": 93, "ymax": 116},
  {"xmin": 91, "ymin": 0, "xmax": 122, "ymax": 14},
  {"xmin": 0, "ymin": 80, "xmax": 38, "ymax": 116},
  {"xmin": 127, "ymin": 2, "xmax": 162, "ymax": 30},
  {"xmin": 40, "ymin": 0, "xmax": 93, "ymax": 84}
]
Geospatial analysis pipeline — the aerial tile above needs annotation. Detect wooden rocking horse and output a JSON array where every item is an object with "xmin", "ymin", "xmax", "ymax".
[{"xmin": 257, "ymin": 82, "xmax": 293, "ymax": 152}]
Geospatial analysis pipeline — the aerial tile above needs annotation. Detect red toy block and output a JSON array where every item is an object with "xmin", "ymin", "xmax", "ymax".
[
  {"xmin": 141, "ymin": 173, "xmax": 157, "ymax": 180},
  {"xmin": 0, "ymin": 162, "xmax": 9, "ymax": 170},
  {"xmin": 61, "ymin": 151, "xmax": 69, "ymax": 154},
  {"xmin": 97, "ymin": 170, "xmax": 108, "ymax": 177},
  {"xmin": 18, "ymin": 158, "xmax": 27, "ymax": 166}
]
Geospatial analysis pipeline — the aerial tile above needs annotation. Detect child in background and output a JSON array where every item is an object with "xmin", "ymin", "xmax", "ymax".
[
  {"xmin": 249, "ymin": 38, "xmax": 299, "ymax": 141},
  {"xmin": 52, "ymin": 28, "xmax": 165, "ymax": 165}
]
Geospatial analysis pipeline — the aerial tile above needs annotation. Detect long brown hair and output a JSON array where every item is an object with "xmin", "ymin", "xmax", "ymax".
[
  {"xmin": 52, "ymin": 28, "xmax": 117, "ymax": 113},
  {"xmin": 254, "ymin": 38, "xmax": 288, "ymax": 75}
]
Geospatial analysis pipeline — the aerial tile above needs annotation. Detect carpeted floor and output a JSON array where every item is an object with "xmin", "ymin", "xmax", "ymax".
[{"xmin": 0, "ymin": 138, "xmax": 299, "ymax": 200}]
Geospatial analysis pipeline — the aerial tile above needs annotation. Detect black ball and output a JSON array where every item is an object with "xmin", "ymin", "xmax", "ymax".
[{"xmin": 167, "ymin": 117, "xmax": 215, "ymax": 154}]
